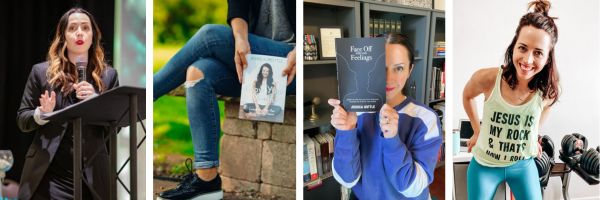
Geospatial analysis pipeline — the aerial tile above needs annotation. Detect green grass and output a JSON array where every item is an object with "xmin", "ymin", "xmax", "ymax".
[
  {"xmin": 153, "ymin": 95, "xmax": 194, "ymax": 156},
  {"xmin": 153, "ymin": 44, "xmax": 225, "ymax": 158}
]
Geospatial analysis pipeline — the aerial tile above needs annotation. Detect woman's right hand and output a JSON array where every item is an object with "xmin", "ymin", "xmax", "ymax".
[
  {"xmin": 234, "ymin": 38, "xmax": 251, "ymax": 83},
  {"xmin": 328, "ymin": 99, "xmax": 357, "ymax": 130},
  {"xmin": 231, "ymin": 18, "xmax": 251, "ymax": 83},
  {"xmin": 467, "ymin": 133, "xmax": 479, "ymax": 153},
  {"xmin": 463, "ymin": 68, "xmax": 495, "ymax": 153},
  {"xmin": 39, "ymin": 90, "xmax": 56, "ymax": 113}
]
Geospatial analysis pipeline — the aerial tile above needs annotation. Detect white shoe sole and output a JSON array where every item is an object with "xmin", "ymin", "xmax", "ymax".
[{"xmin": 157, "ymin": 190, "xmax": 223, "ymax": 200}]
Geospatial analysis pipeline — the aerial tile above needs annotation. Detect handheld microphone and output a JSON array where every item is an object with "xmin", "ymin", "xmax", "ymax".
[{"xmin": 76, "ymin": 57, "xmax": 87, "ymax": 83}]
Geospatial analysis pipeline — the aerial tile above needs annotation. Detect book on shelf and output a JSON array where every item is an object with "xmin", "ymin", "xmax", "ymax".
[
  {"xmin": 374, "ymin": 18, "xmax": 380, "ymax": 36},
  {"xmin": 303, "ymin": 134, "xmax": 310, "ymax": 182},
  {"xmin": 440, "ymin": 62, "xmax": 445, "ymax": 98},
  {"xmin": 380, "ymin": 19, "xmax": 385, "ymax": 35},
  {"xmin": 335, "ymin": 37, "xmax": 386, "ymax": 112},
  {"xmin": 324, "ymin": 131, "xmax": 334, "ymax": 160},
  {"xmin": 369, "ymin": 19, "xmax": 375, "ymax": 37},
  {"xmin": 303, "ymin": 132, "xmax": 336, "ymax": 185},
  {"xmin": 385, "ymin": 19, "xmax": 391, "ymax": 34},
  {"xmin": 434, "ymin": 41, "xmax": 445, "ymax": 56},
  {"xmin": 305, "ymin": 134, "xmax": 318, "ymax": 181},
  {"xmin": 315, "ymin": 134, "xmax": 330, "ymax": 174},
  {"xmin": 429, "ymin": 63, "xmax": 445, "ymax": 101},
  {"xmin": 313, "ymin": 136, "xmax": 323, "ymax": 177},
  {"xmin": 304, "ymin": 34, "xmax": 319, "ymax": 61},
  {"xmin": 370, "ymin": 18, "xmax": 402, "ymax": 36}
]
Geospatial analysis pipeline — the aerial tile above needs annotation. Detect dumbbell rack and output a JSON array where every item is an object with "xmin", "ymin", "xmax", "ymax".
[
  {"xmin": 559, "ymin": 152, "xmax": 599, "ymax": 184},
  {"xmin": 546, "ymin": 152, "xmax": 600, "ymax": 200},
  {"xmin": 543, "ymin": 163, "xmax": 572, "ymax": 200}
]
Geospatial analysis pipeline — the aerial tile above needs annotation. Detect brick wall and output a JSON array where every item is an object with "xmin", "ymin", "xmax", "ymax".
[{"xmin": 219, "ymin": 100, "xmax": 296, "ymax": 199}]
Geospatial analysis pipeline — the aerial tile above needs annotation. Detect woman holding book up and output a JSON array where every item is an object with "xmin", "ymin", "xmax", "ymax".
[
  {"xmin": 462, "ymin": 0, "xmax": 559, "ymax": 199},
  {"xmin": 328, "ymin": 34, "xmax": 443, "ymax": 199},
  {"xmin": 154, "ymin": 0, "xmax": 296, "ymax": 199}
]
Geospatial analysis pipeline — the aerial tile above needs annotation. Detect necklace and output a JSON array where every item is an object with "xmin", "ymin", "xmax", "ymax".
[{"xmin": 517, "ymin": 90, "xmax": 533, "ymax": 101}]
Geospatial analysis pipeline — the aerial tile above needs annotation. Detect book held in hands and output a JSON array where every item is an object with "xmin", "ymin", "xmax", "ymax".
[
  {"xmin": 239, "ymin": 54, "xmax": 288, "ymax": 123},
  {"xmin": 335, "ymin": 38, "xmax": 386, "ymax": 112}
]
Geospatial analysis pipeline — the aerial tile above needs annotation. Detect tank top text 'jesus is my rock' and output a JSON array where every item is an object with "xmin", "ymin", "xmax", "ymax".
[{"xmin": 472, "ymin": 67, "xmax": 543, "ymax": 167}]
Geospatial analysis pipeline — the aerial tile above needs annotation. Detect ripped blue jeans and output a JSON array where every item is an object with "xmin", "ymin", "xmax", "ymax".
[{"xmin": 153, "ymin": 24, "xmax": 295, "ymax": 169}]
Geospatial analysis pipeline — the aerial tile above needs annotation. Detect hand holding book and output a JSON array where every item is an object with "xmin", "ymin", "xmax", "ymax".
[
  {"xmin": 379, "ymin": 104, "xmax": 400, "ymax": 138},
  {"xmin": 282, "ymin": 47, "xmax": 296, "ymax": 85},
  {"xmin": 328, "ymin": 98, "xmax": 357, "ymax": 131}
]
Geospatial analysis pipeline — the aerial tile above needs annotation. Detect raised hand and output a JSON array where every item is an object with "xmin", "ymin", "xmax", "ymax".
[{"xmin": 39, "ymin": 90, "xmax": 56, "ymax": 113}]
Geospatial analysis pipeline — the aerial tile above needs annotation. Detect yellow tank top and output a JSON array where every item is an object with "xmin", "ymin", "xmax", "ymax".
[{"xmin": 472, "ymin": 67, "xmax": 543, "ymax": 167}]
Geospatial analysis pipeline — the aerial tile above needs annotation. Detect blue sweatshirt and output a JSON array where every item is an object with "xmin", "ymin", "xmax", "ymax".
[{"xmin": 332, "ymin": 97, "xmax": 443, "ymax": 200}]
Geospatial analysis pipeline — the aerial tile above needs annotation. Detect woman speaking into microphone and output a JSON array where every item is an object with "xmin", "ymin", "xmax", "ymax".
[{"xmin": 16, "ymin": 8, "xmax": 118, "ymax": 199}]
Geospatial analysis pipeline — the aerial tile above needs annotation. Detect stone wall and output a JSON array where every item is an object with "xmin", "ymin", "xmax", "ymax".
[{"xmin": 219, "ymin": 100, "xmax": 296, "ymax": 199}]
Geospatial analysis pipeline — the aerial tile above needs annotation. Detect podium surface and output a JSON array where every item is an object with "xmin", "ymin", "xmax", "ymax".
[{"xmin": 44, "ymin": 86, "xmax": 145, "ymax": 127}]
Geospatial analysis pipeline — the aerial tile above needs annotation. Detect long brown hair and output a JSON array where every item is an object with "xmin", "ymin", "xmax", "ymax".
[
  {"xmin": 47, "ymin": 8, "xmax": 106, "ymax": 95},
  {"xmin": 385, "ymin": 33, "xmax": 415, "ymax": 95},
  {"xmin": 502, "ymin": 0, "xmax": 560, "ymax": 105}
]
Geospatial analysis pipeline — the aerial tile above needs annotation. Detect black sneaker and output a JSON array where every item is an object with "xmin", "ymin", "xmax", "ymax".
[{"xmin": 157, "ymin": 158, "xmax": 223, "ymax": 200}]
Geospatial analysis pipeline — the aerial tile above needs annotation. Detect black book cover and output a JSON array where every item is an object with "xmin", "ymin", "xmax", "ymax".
[{"xmin": 335, "ymin": 38, "xmax": 386, "ymax": 112}]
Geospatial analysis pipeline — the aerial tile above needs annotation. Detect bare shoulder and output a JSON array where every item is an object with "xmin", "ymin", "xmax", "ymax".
[{"xmin": 470, "ymin": 67, "xmax": 499, "ymax": 89}]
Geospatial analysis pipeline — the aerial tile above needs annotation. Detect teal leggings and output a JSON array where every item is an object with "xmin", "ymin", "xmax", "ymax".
[{"xmin": 467, "ymin": 158, "xmax": 542, "ymax": 200}]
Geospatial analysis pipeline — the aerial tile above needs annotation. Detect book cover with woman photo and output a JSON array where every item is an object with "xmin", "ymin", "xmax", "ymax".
[{"xmin": 239, "ymin": 54, "xmax": 288, "ymax": 123}]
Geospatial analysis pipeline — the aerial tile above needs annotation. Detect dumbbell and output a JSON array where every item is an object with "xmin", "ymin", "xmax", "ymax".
[
  {"xmin": 535, "ymin": 152, "xmax": 551, "ymax": 177},
  {"xmin": 535, "ymin": 152, "xmax": 553, "ymax": 185},
  {"xmin": 561, "ymin": 133, "xmax": 588, "ymax": 158},
  {"xmin": 580, "ymin": 148, "xmax": 599, "ymax": 175},
  {"xmin": 572, "ymin": 133, "xmax": 588, "ymax": 150},
  {"xmin": 541, "ymin": 135, "xmax": 555, "ymax": 164},
  {"xmin": 535, "ymin": 135, "xmax": 555, "ymax": 186}
]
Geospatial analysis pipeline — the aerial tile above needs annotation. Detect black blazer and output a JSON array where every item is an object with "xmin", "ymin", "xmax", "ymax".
[{"xmin": 16, "ymin": 62, "xmax": 119, "ymax": 200}]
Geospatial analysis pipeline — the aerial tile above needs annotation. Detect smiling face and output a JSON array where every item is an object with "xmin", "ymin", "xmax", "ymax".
[
  {"xmin": 385, "ymin": 43, "xmax": 412, "ymax": 105},
  {"xmin": 65, "ymin": 12, "xmax": 93, "ymax": 56},
  {"xmin": 512, "ymin": 25, "xmax": 552, "ymax": 82},
  {"xmin": 261, "ymin": 65, "xmax": 270, "ymax": 78}
]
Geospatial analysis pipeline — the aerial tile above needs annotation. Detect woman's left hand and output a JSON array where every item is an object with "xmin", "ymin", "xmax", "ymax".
[
  {"xmin": 282, "ymin": 47, "xmax": 296, "ymax": 86},
  {"xmin": 379, "ymin": 104, "xmax": 400, "ymax": 138},
  {"xmin": 73, "ymin": 81, "xmax": 97, "ymax": 100}
]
